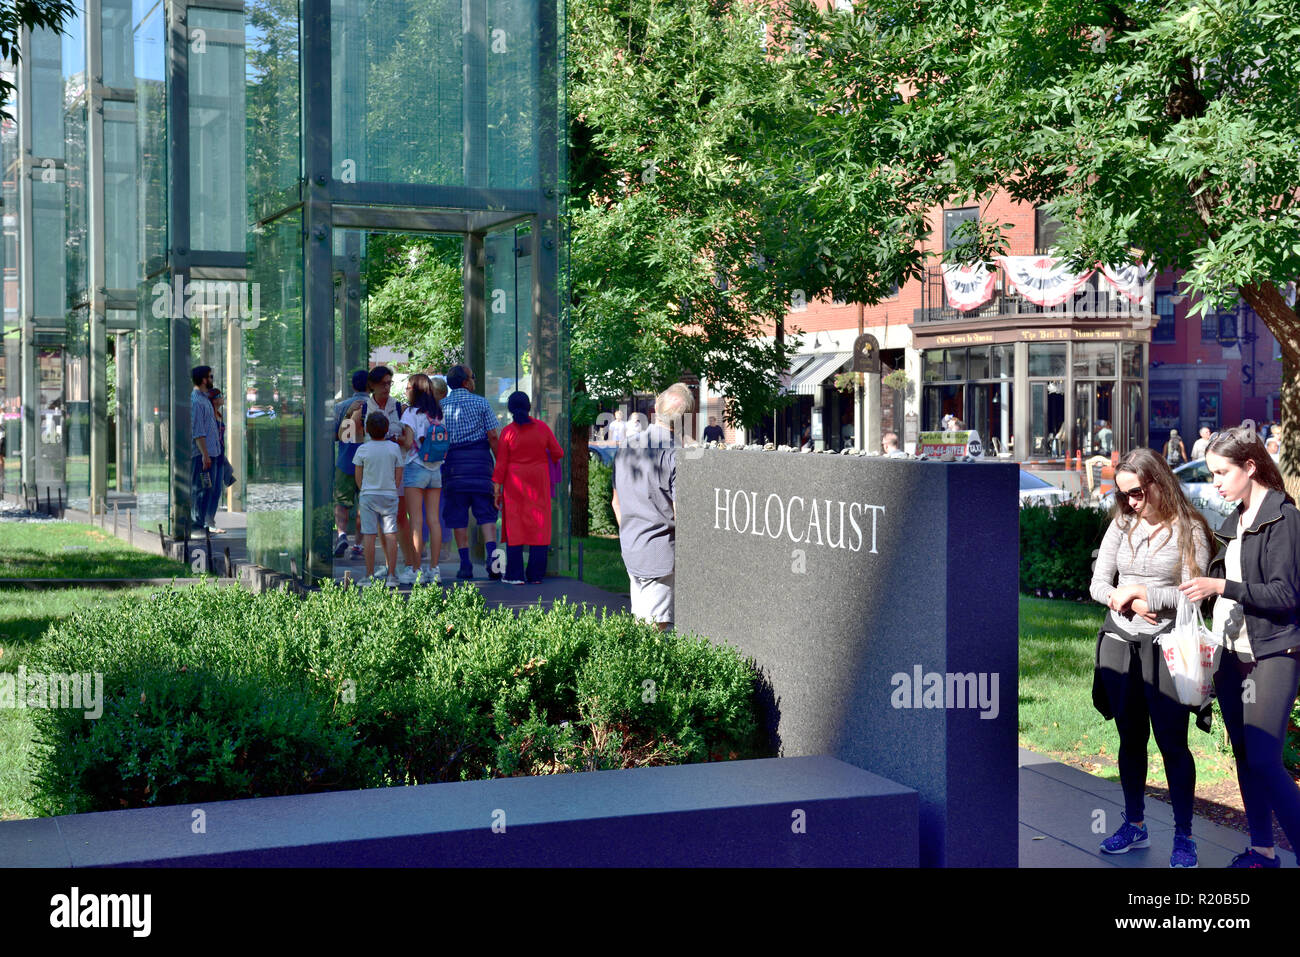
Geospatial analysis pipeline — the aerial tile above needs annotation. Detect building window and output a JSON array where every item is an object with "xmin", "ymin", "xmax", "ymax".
[
  {"xmin": 1198, "ymin": 382, "xmax": 1221, "ymax": 430},
  {"xmin": 1035, "ymin": 210, "xmax": 1063, "ymax": 253},
  {"xmin": 1153, "ymin": 292, "xmax": 1176, "ymax": 342},
  {"xmin": 943, "ymin": 207, "xmax": 979, "ymax": 253}
]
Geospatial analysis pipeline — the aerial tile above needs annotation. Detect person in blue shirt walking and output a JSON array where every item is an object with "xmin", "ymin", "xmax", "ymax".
[
  {"xmin": 189, "ymin": 365, "xmax": 221, "ymax": 536},
  {"xmin": 439, "ymin": 364, "xmax": 502, "ymax": 579}
]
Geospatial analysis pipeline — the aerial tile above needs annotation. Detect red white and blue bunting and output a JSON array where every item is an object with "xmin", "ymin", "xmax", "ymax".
[
  {"xmin": 1099, "ymin": 261, "xmax": 1155, "ymax": 305},
  {"xmin": 997, "ymin": 256, "xmax": 1095, "ymax": 307},
  {"xmin": 941, "ymin": 261, "xmax": 997, "ymax": 312}
]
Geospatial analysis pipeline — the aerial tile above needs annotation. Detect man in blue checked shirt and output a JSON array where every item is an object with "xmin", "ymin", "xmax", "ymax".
[
  {"xmin": 190, "ymin": 365, "xmax": 221, "ymax": 536},
  {"xmin": 439, "ymin": 364, "xmax": 502, "ymax": 579}
]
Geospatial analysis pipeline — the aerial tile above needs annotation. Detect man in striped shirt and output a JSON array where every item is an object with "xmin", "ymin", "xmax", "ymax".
[{"xmin": 440, "ymin": 364, "xmax": 502, "ymax": 579}]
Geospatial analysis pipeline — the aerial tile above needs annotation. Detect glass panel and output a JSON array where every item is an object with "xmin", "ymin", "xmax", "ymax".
[
  {"xmin": 967, "ymin": 382, "xmax": 1011, "ymax": 453},
  {"xmin": 36, "ymin": 346, "xmax": 65, "ymax": 490},
  {"xmin": 245, "ymin": 210, "xmax": 304, "ymax": 576},
  {"xmin": 486, "ymin": 0, "xmax": 537, "ymax": 189},
  {"xmin": 1126, "ymin": 382, "xmax": 1145, "ymax": 452},
  {"xmin": 1072, "ymin": 342, "xmax": 1115, "ymax": 378},
  {"xmin": 113, "ymin": 326, "xmax": 136, "ymax": 492},
  {"xmin": 1, "ymin": 85, "xmax": 18, "ymax": 494},
  {"xmin": 1197, "ymin": 383, "xmax": 1220, "ymax": 431},
  {"xmin": 332, "ymin": 0, "xmax": 466, "ymax": 186},
  {"xmin": 992, "ymin": 344, "xmax": 1014, "ymax": 380},
  {"xmin": 1121, "ymin": 343, "xmax": 1142, "ymax": 379},
  {"xmin": 1074, "ymin": 381, "xmax": 1114, "ymax": 457},
  {"xmin": 102, "ymin": 0, "xmax": 135, "ymax": 89},
  {"xmin": 1153, "ymin": 291, "xmax": 1176, "ymax": 343},
  {"xmin": 247, "ymin": 0, "xmax": 300, "ymax": 219},
  {"xmin": 65, "ymin": 307, "xmax": 90, "ymax": 510},
  {"xmin": 135, "ymin": 278, "xmax": 170, "ymax": 526},
  {"xmin": 484, "ymin": 224, "xmax": 529, "ymax": 429},
  {"xmin": 1150, "ymin": 391, "xmax": 1180, "ymax": 443},
  {"xmin": 1030, "ymin": 380, "xmax": 1066, "ymax": 458},
  {"xmin": 1027, "ymin": 343, "xmax": 1066, "ymax": 378},
  {"xmin": 189, "ymin": 8, "xmax": 246, "ymax": 252},
  {"xmin": 137, "ymin": 0, "xmax": 167, "ymax": 277},
  {"xmin": 32, "ymin": 180, "xmax": 66, "ymax": 317},
  {"xmin": 923, "ymin": 383, "xmax": 963, "ymax": 431},
  {"xmin": 65, "ymin": 92, "xmax": 88, "ymax": 309},
  {"xmin": 30, "ymin": 29, "xmax": 64, "ymax": 159},
  {"xmin": 104, "ymin": 108, "xmax": 138, "ymax": 289},
  {"xmin": 967, "ymin": 345, "xmax": 989, "ymax": 380}
]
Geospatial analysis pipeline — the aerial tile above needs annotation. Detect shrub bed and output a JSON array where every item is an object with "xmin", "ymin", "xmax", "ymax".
[
  {"xmin": 1019, "ymin": 502, "xmax": 1112, "ymax": 599},
  {"xmin": 27, "ymin": 582, "xmax": 768, "ymax": 815}
]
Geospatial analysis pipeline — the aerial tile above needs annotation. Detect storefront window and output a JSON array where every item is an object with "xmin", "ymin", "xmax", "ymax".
[
  {"xmin": 1030, "ymin": 379, "xmax": 1066, "ymax": 457},
  {"xmin": 1028, "ymin": 343, "xmax": 1066, "ymax": 378},
  {"xmin": 992, "ymin": 344, "xmax": 1014, "ymax": 379},
  {"xmin": 1072, "ymin": 342, "xmax": 1116, "ymax": 378},
  {"xmin": 1121, "ymin": 343, "xmax": 1142, "ymax": 379},
  {"xmin": 967, "ymin": 345, "xmax": 989, "ymax": 380}
]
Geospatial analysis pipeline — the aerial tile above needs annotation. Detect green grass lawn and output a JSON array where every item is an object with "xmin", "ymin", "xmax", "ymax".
[
  {"xmin": 0, "ymin": 521, "xmax": 191, "ymax": 579},
  {"xmin": 0, "ymin": 587, "xmax": 162, "ymax": 819},
  {"xmin": 1019, "ymin": 595, "xmax": 1238, "ymax": 788},
  {"xmin": 562, "ymin": 535, "xmax": 629, "ymax": 595}
]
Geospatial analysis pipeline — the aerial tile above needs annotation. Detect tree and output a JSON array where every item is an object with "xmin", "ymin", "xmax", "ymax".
[
  {"xmin": 788, "ymin": 0, "xmax": 1300, "ymax": 478},
  {"xmin": 568, "ymin": 0, "xmax": 813, "ymax": 429},
  {"xmin": 363, "ymin": 235, "xmax": 464, "ymax": 374}
]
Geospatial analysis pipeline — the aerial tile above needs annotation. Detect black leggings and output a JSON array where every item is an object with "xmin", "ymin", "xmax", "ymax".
[
  {"xmin": 1215, "ymin": 649, "xmax": 1300, "ymax": 850},
  {"xmin": 1098, "ymin": 634, "xmax": 1197, "ymax": 835}
]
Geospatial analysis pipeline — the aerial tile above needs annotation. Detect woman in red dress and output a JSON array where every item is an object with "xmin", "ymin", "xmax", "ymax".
[{"xmin": 492, "ymin": 391, "xmax": 564, "ymax": 583}]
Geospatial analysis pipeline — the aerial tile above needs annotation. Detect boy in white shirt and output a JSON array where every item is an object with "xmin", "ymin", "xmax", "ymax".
[{"xmin": 351, "ymin": 412, "xmax": 404, "ymax": 585}]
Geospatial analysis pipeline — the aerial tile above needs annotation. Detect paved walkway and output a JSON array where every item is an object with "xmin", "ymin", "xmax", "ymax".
[{"xmin": 1019, "ymin": 747, "xmax": 1295, "ymax": 867}]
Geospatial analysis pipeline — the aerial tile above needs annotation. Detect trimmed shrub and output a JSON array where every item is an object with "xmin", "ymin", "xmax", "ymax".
[
  {"xmin": 1019, "ymin": 502, "xmax": 1112, "ymax": 598},
  {"xmin": 588, "ymin": 461, "xmax": 617, "ymax": 536},
  {"xmin": 27, "ymin": 582, "xmax": 768, "ymax": 814}
]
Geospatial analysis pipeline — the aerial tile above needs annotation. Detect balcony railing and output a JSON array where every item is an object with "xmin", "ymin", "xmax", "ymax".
[{"xmin": 914, "ymin": 263, "xmax": 1154, "ymax": 325}]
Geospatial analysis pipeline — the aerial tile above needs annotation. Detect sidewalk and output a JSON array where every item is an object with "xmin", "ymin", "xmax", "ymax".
[{"xmin": 1019, "ymin": 747, "xmax": 1291, "ymax": 867}]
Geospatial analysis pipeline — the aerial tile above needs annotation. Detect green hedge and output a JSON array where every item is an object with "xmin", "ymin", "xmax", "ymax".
[
  {"xmin": 27, "ymin": 582, "xmax": 768, "ymax": 814},
  {"xmin": 1020, "ymin": 503, "xmax": 1112, "ymax": 598},
  {"xmin": 588, "ymin": 460, "xmax": 617, "ymax": 537}
]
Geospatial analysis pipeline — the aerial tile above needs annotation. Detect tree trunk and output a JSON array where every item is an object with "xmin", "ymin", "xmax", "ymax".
[
  {"xmin": 1282, "ymin": 356, "xmax": 1300, "ymax": 503},
  {"xmin": 1239, "ymin": 283, "xmax": 1300, "ymax": 498},
  {"xmin": 571, "ymin": 420, "xmax": 590, "ymax": 538}
]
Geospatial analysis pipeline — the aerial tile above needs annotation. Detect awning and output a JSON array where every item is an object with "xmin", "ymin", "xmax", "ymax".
[
  {"xmin": 778, "ymin": 353, "xmax": 819, "ymax": 394},
  {"xmin": 789, "ymin": 351, "xmax": 853, "ymax": 395}
]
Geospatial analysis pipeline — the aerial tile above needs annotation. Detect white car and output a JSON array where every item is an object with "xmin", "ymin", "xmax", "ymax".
[
  {"xmin": 1019, "ymin": 470, "xmax": 1071, "ymax": 508},
  {"xmin": 1173, "ymin": 459, "xmax": 1237, "ymax": 524},
  {"xmin": 1095, "ymin": 458, "xmax": 1236, "ymax": 526}
]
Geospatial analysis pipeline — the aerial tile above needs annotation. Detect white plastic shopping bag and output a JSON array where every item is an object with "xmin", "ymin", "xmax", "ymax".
[{"xmin": 1159, "ymin": 596, "xmax": 1221, "ymax": 708}]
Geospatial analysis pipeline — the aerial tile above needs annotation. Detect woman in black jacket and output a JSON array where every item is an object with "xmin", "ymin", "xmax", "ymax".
[{"xmin": 1179, "ymin": 426, "xmax": 1300, "ymax": 867}]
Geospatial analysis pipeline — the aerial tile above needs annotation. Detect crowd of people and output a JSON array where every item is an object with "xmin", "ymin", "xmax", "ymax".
[
  {"xmin": 1090, "ymin": 426, "xmax": 1300, "ymax": 868},
  {"xmin": 327, "ymin": 363, "xmax": 563, "ymax": 587}
]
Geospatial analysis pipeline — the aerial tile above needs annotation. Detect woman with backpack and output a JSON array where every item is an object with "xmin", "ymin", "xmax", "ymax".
[
  {"xmin": 398, "ymin": 373, "xmax": 447, "ymax": 584},
  {"xmin": 1090, "ymin": 447, "xmax": 1212, "ymax": 867},
  {"xmin": 492, "ymin": 391, "xmax": 564, "ymax": 584},
  {"xmin": 1164, "ymin": 428, "xmax": 1188, "ymax": 467},
  {"xmin": 1179, "ymin": 426, "xmax": 1300, "ymax": 867}
]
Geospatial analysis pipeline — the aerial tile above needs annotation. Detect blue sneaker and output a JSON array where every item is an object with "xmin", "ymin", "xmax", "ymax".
[
  {"xmin": 1170, "ymin": 834, "xmax": 1198, "ymax": 868},
  {"xmin": 1228, "ymin": 848, "xmax": 1281, "ymax": 868},
  {"xmin": 1100, "ymin": 816, "xmax": 1149, "ymax": 854}
]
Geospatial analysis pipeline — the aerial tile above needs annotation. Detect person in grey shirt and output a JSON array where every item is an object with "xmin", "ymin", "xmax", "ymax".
[
  {"xmin": 1089, "ymin": 447, "xmax": 1211, "ymax": 867},
  {"xmin": 190, "ymin": 365, "xmax": 221, "ymax": 535},
  {"xmin": 612, "ymin": 383, "xmax": 694, "ymax": 629}
]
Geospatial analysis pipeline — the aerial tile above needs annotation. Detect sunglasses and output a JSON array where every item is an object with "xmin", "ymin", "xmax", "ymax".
[{"xmin": 1118, "ymin": 484, "xmax": 1147, "ymax": 502}]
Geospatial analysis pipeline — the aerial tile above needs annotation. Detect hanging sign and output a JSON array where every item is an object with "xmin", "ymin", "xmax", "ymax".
[
  {"xmin": 941, "ymin": 262, "xmax": 997, "ymax": 312},
  {"xmin": 852, "ymin": 333, "xmax": 881, "ymax": 373},
  {"xmin": 998, "ymin": 256, "xmax": 1094, "ymax": 307}
]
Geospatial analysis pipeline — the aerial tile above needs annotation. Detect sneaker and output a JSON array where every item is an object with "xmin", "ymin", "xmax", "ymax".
[
  {"xmin": 385, "ymin": 575, "xmax": 399, "ymax": 588},
  {"xmin": 349, "ymin": 545, "xmax": 364, "ymax": 560},
  {"xmin": 334, "ymin": 533, "xmax": 349, "ymax": 557},
  {"xmin": 503, "ymin": 579, "xmax": 525, "ymax": 585},
  {"xmin": 456, "ymin": 563, "xmax": 475, "ymax": 580},
  {"xmin": 1099, "ymin": 817, "xmax": 1149, "ymax": 854},
  {"xmin": 1228, "ymin": 848, "xmax": 1281, "ymax": 868},
  {"xmin": 397, "ymin": 565, "xmax": 417, "ymax": 585},
  {"xmin": 1170, "ymin": 834, "xmax": 1198, "ymax": 868},
  {"xmin": 419, "ymin": 567, "xmax": 441, "ymax": 585}
]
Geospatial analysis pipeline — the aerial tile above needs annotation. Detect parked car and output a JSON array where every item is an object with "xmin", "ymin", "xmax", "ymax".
[
  {"xmin": 1094, "ymin": 458, "xmax": 1235, "ymax": 525},
  {"xmin": 588, "ymin": 443, "xmax": 617, "ymax": 466},
  {"xmin": 1019, "ymin": 469, "xmax": 1071, "ymax": 508}
]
